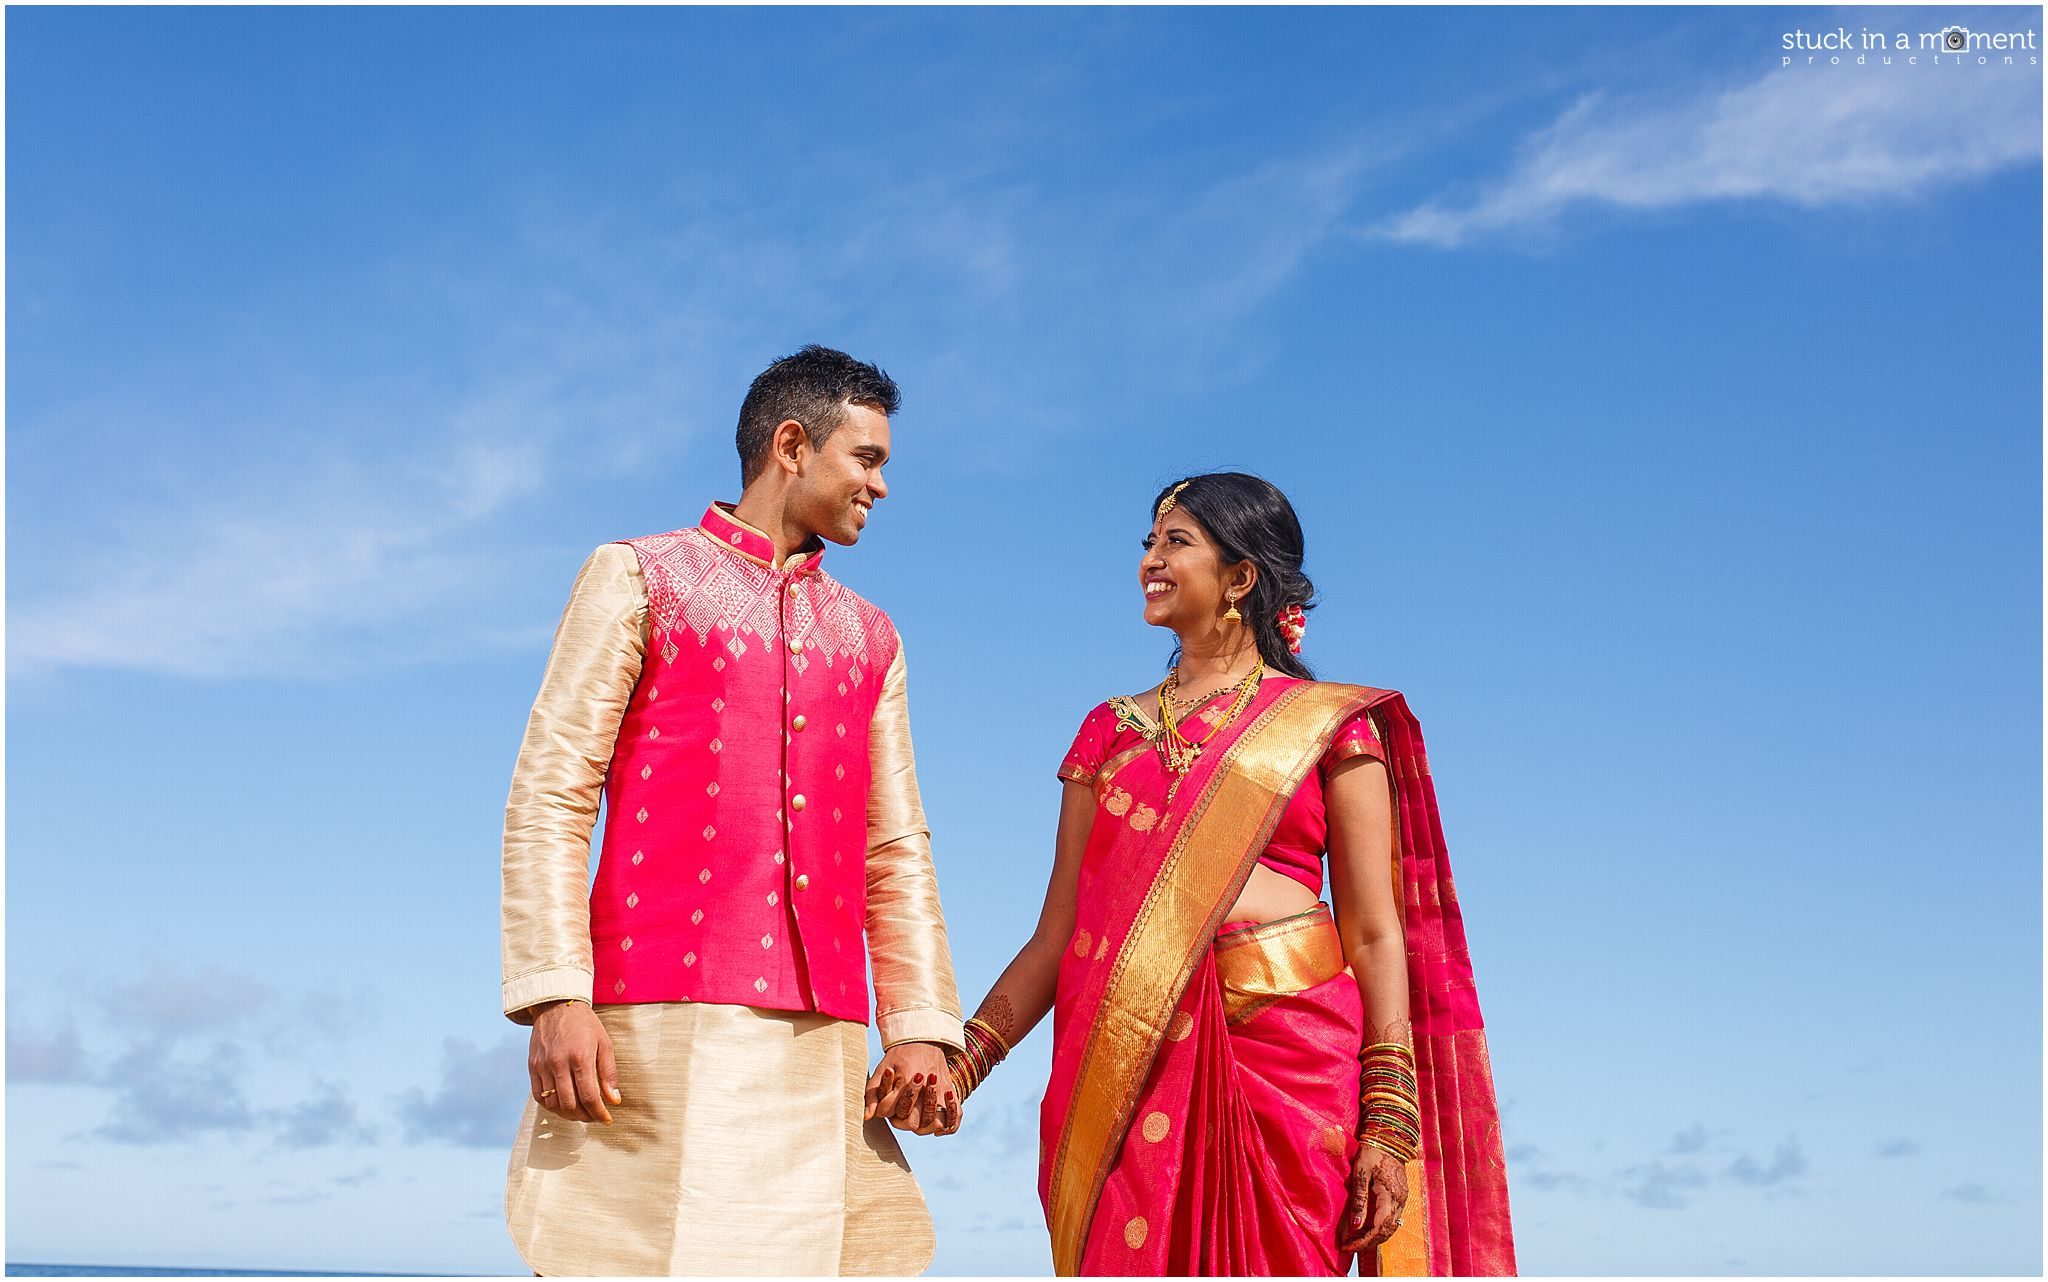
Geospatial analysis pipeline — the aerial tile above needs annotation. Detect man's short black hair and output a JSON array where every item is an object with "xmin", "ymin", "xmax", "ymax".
[{"xmin": 735, "ymin": 345, "xmax": 901, "ymax": 485}]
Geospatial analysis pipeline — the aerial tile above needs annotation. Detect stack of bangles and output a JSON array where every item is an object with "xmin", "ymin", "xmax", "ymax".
[
  {"xmin": 1356, "ymin": 1041, "xmax": 1422, "ymax": 1163},
  {"xmin": 947, "ymin": 1016, "xmax": 1011, "ymax": 1100}
]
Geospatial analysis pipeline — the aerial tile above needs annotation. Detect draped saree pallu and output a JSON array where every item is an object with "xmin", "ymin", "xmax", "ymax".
[{"xmin": 1038, "ymin": 681, "xmax": 1517, "ymax": 1277}]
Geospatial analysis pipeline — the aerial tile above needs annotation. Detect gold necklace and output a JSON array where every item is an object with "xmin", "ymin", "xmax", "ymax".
[{"xmin": 1157, "ymin": 659, "xmax": 1264, "ymax": 803}]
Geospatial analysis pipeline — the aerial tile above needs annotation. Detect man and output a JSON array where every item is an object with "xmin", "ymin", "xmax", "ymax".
[{"xmin": 501, "ymin": 346, "xmax": 964, "ymax": 1276}]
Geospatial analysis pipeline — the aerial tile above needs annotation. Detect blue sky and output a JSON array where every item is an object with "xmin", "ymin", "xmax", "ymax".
[{"xmin": 4, "ymin": 5, "xmax": 2041, "ymax": 1275}]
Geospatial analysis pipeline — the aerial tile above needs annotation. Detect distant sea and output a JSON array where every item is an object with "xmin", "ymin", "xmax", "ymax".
[{"xmin": 9, "ymin": 1261, "xmax": 434, "ymax": 1269}]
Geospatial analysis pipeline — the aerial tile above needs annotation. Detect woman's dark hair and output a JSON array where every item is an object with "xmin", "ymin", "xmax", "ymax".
[{"xmin": 1150, "ymin": 471, "xmax": 1316, "ymax": 680}]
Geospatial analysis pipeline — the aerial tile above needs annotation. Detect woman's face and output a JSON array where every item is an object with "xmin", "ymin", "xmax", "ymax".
[{"xmin": 1139, "ymin": 511, "xmax": 1246, "ymax": 633}]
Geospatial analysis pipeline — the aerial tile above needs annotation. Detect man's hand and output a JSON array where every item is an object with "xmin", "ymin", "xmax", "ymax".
[
  {"xmin": 527, "ymin": 1000, "xmax": 621, "ymax": 1124},
  {"xmin": 862, "ymin": 1042, "xmax": 956, "ymax": 1136}
]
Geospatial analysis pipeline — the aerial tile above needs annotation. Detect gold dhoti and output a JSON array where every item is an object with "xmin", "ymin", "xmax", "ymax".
[{"xmin": 505, "ymin": 1003, "xmax": 934, "ymax": 1276}]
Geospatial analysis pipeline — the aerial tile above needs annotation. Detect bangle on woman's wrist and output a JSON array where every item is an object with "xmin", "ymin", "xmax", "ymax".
[
  {"xmin": 948, "ymin": 1016, "xmax": 1011, "ymax": 1101},
  {"xmin": 1355, "ymin": 1039, "xmax": 1421, "ymax": 1161}
]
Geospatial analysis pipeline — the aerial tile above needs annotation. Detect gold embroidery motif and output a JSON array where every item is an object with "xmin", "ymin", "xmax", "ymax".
[
  {"xmin": 1108, "ymin": 695, "xmax": 1160, "ymax": 741},
  {"xmin": 1319, "ymin": 1124, "xmax": 1348, "ymax": 1158},
  {"xmin": 1105, "ymin": 788, "xmax": 1133, "ymax": 818},
  {"xmin": 1124, "ymin": 1217, "xmax": 1148, "ymax": 1250},
  {"xmin": 1094, "ymin": 936, "xmax": 1111, "ymax": 961},
  {"xmin": 1073, "ymin": 929, "xmax": 1094, "ymax": 958},
  {"xmin": 1141, "ymin": 1112, "xmax": 1170, "ymax": 1143},
  {"xmin": 1129, "ymin": 805, "xmax": 1158, "ymax": 832},
  {"xmin": 1166, "ymin": 1012, "xmax": 1193, "ymax": 1042}
]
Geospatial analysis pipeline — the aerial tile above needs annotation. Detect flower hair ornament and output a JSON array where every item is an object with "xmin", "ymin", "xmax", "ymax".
[{"xmin": 1275, "ymin": 603, "xmax": 1308, "ymax": 654}]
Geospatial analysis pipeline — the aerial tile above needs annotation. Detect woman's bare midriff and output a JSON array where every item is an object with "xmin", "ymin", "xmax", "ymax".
[{"xmin": 1225, "ymin": 862, "xmax": 1321, "ymax": 926}]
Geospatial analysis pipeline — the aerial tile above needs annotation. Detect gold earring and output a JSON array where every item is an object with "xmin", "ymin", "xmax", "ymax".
[{"xmin": 1222, "ymin": 595, "xmax": 1243, "ymax": 624}]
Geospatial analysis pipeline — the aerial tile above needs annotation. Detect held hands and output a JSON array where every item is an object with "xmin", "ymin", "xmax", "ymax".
[
  {"xmin": 862, "ymin": 1041, "xmax": 960, "ymax": 1136},
  {"xmin": 528, "ymin": 1000, "xmax": 622, "ymax": 1125},
  {"xmin": 1338, "ymin": 1140, "xmax": 1409, "ymax": 1256}
]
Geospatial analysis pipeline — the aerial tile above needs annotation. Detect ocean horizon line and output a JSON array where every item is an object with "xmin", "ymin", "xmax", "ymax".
[{"xmin": 5, "ymin": 1265, "xmax": 477, "ymax": 1278}]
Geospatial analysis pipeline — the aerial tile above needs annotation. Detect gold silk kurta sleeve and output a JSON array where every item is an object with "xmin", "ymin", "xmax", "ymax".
[
  {"xmin": 501, "ymin": 543, "xmax": 647, "ymax": 1024},
  {"xmin": 863, "ymin": 644, "xmax": 966, "ymax": 1052}
]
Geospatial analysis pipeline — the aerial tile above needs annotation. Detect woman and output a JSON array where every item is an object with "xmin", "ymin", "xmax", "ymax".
[{"xmin": 943, "ymin": 473, "xmax": 1516, "ymax": 1276}]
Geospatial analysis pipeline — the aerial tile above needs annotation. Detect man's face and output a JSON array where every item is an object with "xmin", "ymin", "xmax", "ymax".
[{"xmin": 789, "ymin": 403, "xmax": 891, "ymax": 547}]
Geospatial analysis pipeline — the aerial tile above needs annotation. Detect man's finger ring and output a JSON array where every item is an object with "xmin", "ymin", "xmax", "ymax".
[{"xmin": 541, "ymin": 1088, "xmax": 557, "ymax": 1098}]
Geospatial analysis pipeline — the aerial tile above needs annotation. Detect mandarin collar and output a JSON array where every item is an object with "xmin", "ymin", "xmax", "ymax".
[{"xmin": 699, "ymin": 502, "xmax": 825, "ymax": 574}]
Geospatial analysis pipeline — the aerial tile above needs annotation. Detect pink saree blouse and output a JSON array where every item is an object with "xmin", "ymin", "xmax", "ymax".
[{"xmin": 1057, "ymin": 683, "xmax": 1386, "ymax": 893}]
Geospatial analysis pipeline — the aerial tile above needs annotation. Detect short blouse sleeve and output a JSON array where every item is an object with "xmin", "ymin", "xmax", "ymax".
[
  {"xmin": 1057, "ymin": 701, "xmax": 1119, "ymax": 785},
  {"xmin": 1320, "ymin": 706, "xmax": 1386, "ymax": 775}
]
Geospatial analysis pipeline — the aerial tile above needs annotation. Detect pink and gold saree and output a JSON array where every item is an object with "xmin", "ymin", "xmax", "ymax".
[{"xmin": 1038, "ymin": 679, "xmax": 1516, "ymax": 1276}]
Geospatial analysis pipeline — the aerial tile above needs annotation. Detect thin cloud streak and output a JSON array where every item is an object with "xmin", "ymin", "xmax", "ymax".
[
  {"xmin": 10, "ymin": 144, "xmax": 1385, "ymax": 680},
  {"xmin": 1374, "ymin": 66, "xmax": 2041, "ymax": 247}
]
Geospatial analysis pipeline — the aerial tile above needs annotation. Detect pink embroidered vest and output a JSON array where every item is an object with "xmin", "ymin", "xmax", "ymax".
[{"xmin": 589, "ymin": 505, "xmax": 899, "ymax": 1023}]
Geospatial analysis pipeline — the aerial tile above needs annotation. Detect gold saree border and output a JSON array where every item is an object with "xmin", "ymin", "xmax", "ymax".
[
  {"xmin": 1214, "ymin": 904, "xmax": 1347, "ymax": 1025},
  {"xmin": 1046, "ymin": 682, "xmax": 1374, "ymax": 1275}
]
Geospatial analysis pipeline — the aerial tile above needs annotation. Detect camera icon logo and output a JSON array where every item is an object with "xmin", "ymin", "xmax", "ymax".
[{"xmin": 1940, "ymin": 25, "xmax": 1970, "ymax": 53}]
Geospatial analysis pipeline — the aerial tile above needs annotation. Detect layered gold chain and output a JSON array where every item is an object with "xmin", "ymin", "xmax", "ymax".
[{"xmin": 1157, "ymin": 659, "xmax": 1264, "ymax": 801}]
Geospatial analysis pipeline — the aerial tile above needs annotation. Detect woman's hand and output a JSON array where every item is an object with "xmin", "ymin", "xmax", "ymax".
[
  {"xmin": 863, "ymin": 1043, "xmax": 956, "ymax": 1136},
  {"xmin": 1339, "ymin": 1140, "xmax": 1408, "ymax": 1255}
]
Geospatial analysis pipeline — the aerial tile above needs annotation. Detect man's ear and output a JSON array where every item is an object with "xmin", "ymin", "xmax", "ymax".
[{"xmin": 771, "ymin": 419, "xmax": 809, "ymax": 476}]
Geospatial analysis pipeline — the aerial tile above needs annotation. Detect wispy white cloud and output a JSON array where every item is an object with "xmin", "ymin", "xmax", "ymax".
[
  {"xmin": 10, "ymin": 140, "xmax": 1388, "ymax": 680},
  {"xmin": 1375, "ymin": 66, "xmax": 2041, "ymax": 247}
]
